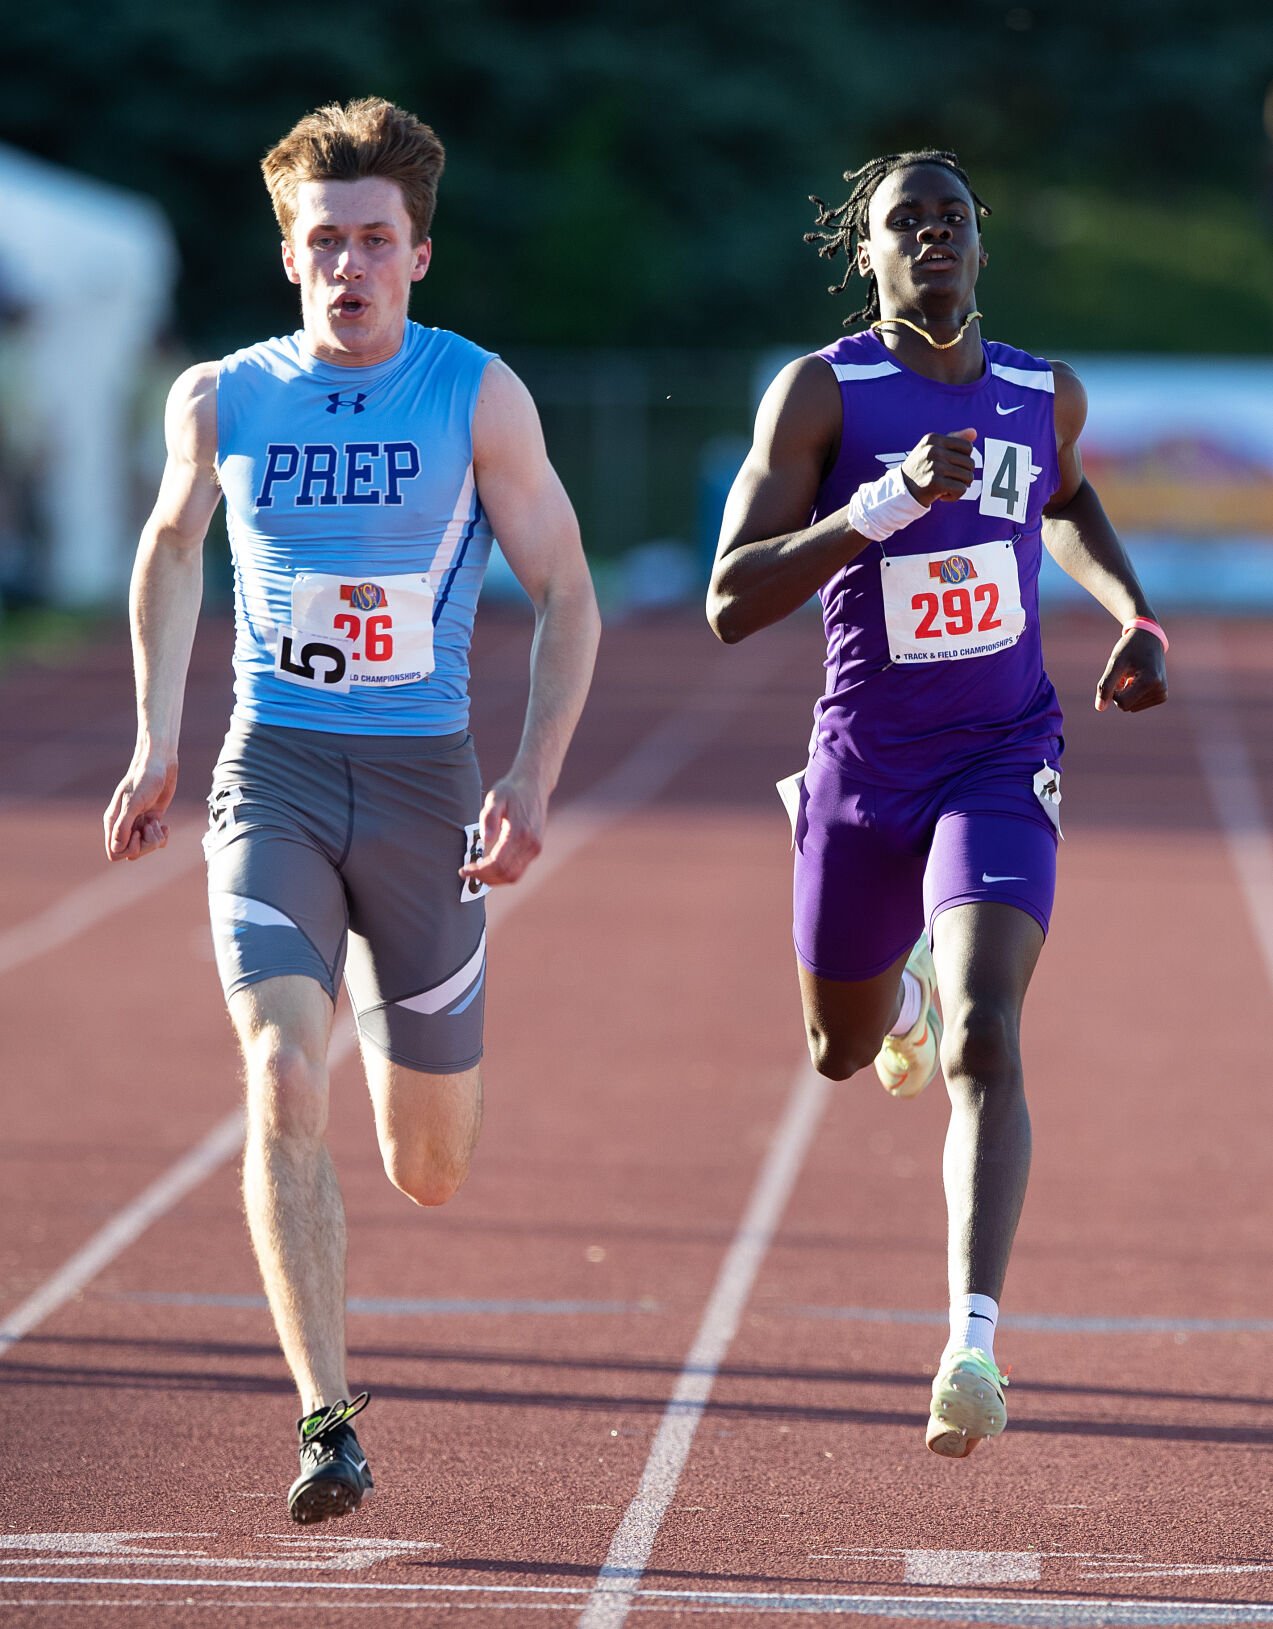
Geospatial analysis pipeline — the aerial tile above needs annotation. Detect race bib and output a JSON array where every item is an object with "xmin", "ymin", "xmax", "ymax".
[
  {"xmin": 776, "ymin": 770, "xmax": 805, "ymax": 849},
  {"xmin": 274, "ymin": 572, "xmax": 435, "ymax": 693},
  {"xmin": 1033, "ymin": 760, "xmax": 1063, "ymax": 839},
  {"xmin": 461, "ymin": 821, "xmax": 490, "ymax": 902},
  {"xmin": 881, "ymin": 538, "xmax": 1025, "ymax": 665},
  {"xmin": 979, "ymin": 438, "xmax": 1032, "ymax": 523}
]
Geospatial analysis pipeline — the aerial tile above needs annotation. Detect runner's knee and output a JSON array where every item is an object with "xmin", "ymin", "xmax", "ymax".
[
  {"xmin": 805, "ymin": 1020, "xmax": 880, "ymax": 1082},
  {"xmin": 243, "ymin": 1036, "xmax": 329, "ymax": 1142},
  {"xmin": 381, "ymin": 1140, "xmax": 471, "ymax": 1208},
  {"xmin": 941, "ymin": 1002, "xmax": 1022, "ymax": 1096}
]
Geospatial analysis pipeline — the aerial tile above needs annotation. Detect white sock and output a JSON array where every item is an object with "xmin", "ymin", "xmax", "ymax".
[
  {"xmin": 945, "ymin": 1293, "xmax": 999, "ymax": 1361},
  {"xmin": 888, "ymin": 969, "xmax": 923, "ymax": 1036}
]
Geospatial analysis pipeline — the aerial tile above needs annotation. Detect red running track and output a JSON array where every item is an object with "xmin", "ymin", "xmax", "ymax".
[{"xmin": 1, "ymin": 607, "xmax": 1272, "ymax": 1627}]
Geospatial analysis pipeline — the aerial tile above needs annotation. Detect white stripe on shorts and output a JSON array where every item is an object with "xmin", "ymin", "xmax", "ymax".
[
  {"xmin": 395, "ymin": 929, "xmax": 487, "ymax": 1015},
  {"xmin": 211, "ymin": 893, "xmax": 301, "ymax": 932}
]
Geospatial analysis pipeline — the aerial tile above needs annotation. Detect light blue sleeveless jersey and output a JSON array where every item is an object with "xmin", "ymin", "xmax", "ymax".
[{"xmin": 216, "ymin": 321, "xmax": 496, "ymax": 735}]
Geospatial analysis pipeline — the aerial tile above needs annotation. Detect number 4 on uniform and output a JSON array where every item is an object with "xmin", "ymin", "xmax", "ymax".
[{"xmin": 980, "ymin": 438, "xmax": 1031, "ymax": 524}]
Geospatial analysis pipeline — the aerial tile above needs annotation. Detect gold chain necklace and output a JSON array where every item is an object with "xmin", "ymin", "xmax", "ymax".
[{"xmin": 870, "ymin": 310, "xmax": 982, "ymax": 352}]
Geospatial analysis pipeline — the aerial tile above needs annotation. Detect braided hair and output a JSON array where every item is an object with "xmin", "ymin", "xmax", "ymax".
[{"xmin": 804, "ymin": 150, "xmax": 990, "ymax": 328}]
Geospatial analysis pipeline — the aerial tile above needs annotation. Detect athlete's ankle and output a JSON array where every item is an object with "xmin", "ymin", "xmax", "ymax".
[{"xmin": 943, "ymin": 1292, "xmax": 999, "ymax": 1363}]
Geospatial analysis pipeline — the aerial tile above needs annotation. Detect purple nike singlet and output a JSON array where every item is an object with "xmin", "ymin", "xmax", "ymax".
[{"xmin": 808, "ymin": 330, "xmax": 1064, "ymax": 788}]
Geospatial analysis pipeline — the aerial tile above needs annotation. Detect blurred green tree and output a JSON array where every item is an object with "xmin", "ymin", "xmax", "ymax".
[{"xmin": 3, "ymin": 0, "xmax": 1271, "ymax": 353}]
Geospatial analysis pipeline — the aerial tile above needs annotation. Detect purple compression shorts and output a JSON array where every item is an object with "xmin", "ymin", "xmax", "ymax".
[{"xmin": 791, "ymin": 747, "xmax": 1061, "ymax": 983}]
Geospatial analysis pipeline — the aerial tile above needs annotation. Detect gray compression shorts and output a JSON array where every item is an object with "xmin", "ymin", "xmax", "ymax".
[{"xmin": 203, "ymin": 719, "xmax": 488, "ymax": 1073}]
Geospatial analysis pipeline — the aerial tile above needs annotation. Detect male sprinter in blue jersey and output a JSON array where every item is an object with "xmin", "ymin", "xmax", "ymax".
[{"xmin": 103, "ymin": 99, "xmax": 600, "ymax": 1523}]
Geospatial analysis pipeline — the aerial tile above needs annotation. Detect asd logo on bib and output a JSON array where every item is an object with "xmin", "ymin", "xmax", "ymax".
[
  {"xmin": 930, "ymin": 555, "xmax": 978, "ymax": 585},
  {"xmin": 342, "ymin": 582, "xmax": 389, "ymax": 611},
  {"xmin": 881, "ymin": 538, "xmax": 1026, "ymax": 664}
]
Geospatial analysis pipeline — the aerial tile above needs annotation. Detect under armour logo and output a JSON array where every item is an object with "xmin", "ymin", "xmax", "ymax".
[{"xmin": 326, "ymin": 392, "xmax": 367, "ymax": 414}]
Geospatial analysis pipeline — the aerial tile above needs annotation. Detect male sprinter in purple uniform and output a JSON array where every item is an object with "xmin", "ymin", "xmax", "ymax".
[
  {"xmin": 104, "ymin": 99, "xmax": 600, "ymax": 1518},
  {"xmin": 707, "ymin": 149, "xmax": 1166, "ymax": 1457}
]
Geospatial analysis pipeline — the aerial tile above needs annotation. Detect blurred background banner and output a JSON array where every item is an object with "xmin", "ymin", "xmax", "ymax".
[
  {"xmin": 0, "ymin": 144, "xmax": 175, "ymax": 608},
  {"xmin": 1052, "ymin": 358, "xmax": 1273, "ymax": 609},
  {"xmin": 1, "ymin": 0, "xmax": 1271, "ymax": 618}
]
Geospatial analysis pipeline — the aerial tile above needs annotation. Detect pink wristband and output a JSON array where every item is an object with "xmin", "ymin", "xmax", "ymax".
[{"xmin": 1121, "ymin": 617, "xmax": 1169, "ymax": 653}]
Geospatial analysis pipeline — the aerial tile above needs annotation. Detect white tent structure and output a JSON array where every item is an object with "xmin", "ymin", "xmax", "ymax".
[{"xmin": 0, "ymin": 143, "xmax": 176, "ymax": 606}]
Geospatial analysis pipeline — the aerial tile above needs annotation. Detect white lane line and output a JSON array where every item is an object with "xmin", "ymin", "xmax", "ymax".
[
  {"xmin": 0, "ymin": 1111, "xmax": 245, "ymax": 1356},
  {"xmin": 0, "ymin": 824, "xmax": 204, "ymax": 978},
  {"xmin": 904, "ymin": 1551, "xmax": 1042, "ymax": 1586},
  {"xmin": 0, "ymin": 1006, "xmax": 359, "ymax": 1360},
  {"xmin": 783, "ymin": 1306, "xmax": 1273, "ymax": 1334},
  {"xmin": 5, "ymin": 1577, "xmax": 1273, "ymax": 1624},
  {"xmin": 0, "ymin": 645, "xmax": 788, "ymax": 1360},
  {"xmin": 576, "ymin": 1064, "xmax": 832, "ymax": 1629},
  {"xmin": 107, "ymin": 1292, "xmax": 660, "ymax": 1315},
  {"xmin": 1188, "ymin": 624, "xmax": 1273, "ymax": 994},
  {"xmin": 0, "ymin": 1531, "xmax": 436, "ymax": 1567}
]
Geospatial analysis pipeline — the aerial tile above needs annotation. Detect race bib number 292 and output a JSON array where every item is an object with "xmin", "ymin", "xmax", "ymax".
[{"xmin": 881, "ymin": 538, "xmax": 1026, "ymax": 665}]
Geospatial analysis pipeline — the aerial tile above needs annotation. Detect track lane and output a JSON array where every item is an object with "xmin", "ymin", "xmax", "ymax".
[
  {"xmin": 608, "ymin": 616, "xmax": 1273, "ymax": 1624},
  {"xmin": 2, "ymin": 611, "xmax": 1271, "ymax": 1627}
]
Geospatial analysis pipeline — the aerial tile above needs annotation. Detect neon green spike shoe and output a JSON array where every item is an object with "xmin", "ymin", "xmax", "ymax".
[
  {"xmin": 288, "ymin": 1392, "xmax": 373, "ymax": 1524},
  {"xmin": 873, "ymin": 935, "xmax": 942, "ymax": 1099},
  {"xmin": 925, "ymin": 1347, "xmax": 1008, "ymax": 1458}
]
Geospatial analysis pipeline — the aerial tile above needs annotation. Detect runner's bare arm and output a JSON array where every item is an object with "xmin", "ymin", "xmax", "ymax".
[
  {"xmin": 463, "ymin": 360, "xmax": 601, "ymax": 887},
  {"xmin": 707, "ymin": 359, "xmax": 847, "ymax": 642},
  {"xmin": 707, "ymin": 357, "xmax": 976, "ymax": 642},
  {"xmin": 103, "ymin": 363, "xmax": 222, "ymax": 861},
  {"xmin": 1042, "ymin": 361, "xmax": 1167, "ymax": 715}
]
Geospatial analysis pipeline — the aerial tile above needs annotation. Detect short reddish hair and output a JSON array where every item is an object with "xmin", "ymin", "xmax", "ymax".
[{"xmin": 262, "ymin": 97, "xmax": 446, "ymax": 245}]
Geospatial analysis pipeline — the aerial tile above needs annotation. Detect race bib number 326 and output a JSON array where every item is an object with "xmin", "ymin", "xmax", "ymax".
[
  {"xmin": 274, "ymin": 572, "xmax": 435, "ymax": 693},
  {"xmin": 881, "ymin": 538, "xmax": 1025, "ymax": 665}
]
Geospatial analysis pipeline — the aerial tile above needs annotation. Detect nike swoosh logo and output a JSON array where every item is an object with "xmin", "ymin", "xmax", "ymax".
[
  {"xmin": 351, "ymin": 1457, "xmax": 368, "ymax": 1472},
  {"xmin": 995, "ymin": 403, "xmax": 1024, "ymax": 415},
  {"xmin": 981, "ymin": 873, "xmax": 1026, "ymax": 884}
]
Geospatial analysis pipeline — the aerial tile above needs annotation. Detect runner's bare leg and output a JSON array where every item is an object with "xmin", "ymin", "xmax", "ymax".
[
  {"xmin": 232, "ymin": 975, "xmax": 347, "ymax": 1413},
  {"xmin": 362, "ymin": 1052, "xmax": 483, "ymax": 1207},
  {"xmin": 931, "ymin": 901, "xmax": 1043, "ymax": 1300}
]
